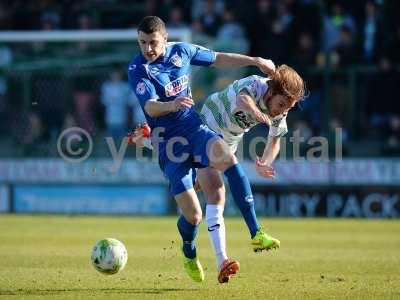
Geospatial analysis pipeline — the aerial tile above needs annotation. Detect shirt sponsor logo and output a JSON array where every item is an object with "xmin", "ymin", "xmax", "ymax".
[
  {"xmin": 234, "ymin": 111, "xmax": 257, "ymax": 129},
  {"xmin": 136, "ymin": 81, "xmax": 146, "ymax": 95},
  {"xmin": 170, "ymin": 53, "xmax": 182, "ymax": 67},
  {"xmin": 164, "ymin": 75, "xmax": 188, "ymax": 97}
]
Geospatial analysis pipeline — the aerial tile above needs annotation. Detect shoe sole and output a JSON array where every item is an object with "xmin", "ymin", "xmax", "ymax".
[
  {"xmin": 253, "ymin": 242, "xmax": 280, "ymax": 253},
  {"xmin": 218, "ymin": 261, "xmax": 240, "ymax": 283}
]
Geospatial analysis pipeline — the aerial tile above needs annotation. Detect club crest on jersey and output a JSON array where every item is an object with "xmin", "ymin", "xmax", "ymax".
[
  {"xmin": 165, "ymin": 75, "xmax": 188, "ymax": 97},
  {"xmin": 170, "ymin": 53, "xmax": 182, "ymax": 67},
  {"xmin": 271, "ymin": 115, "xmax": 285, "ymax": 127},
  {"xmin": 136, "ymin": 81, "xmax": 146, "ymax": 95},
  {"xmin": 272, "ymin": 119, "xmax": 281, "ymax": 127}
]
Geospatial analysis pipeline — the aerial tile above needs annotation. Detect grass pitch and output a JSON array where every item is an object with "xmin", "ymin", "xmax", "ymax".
[{"xmin": 0, "ymin": 215, "xmax": 399, "ymax": 300}]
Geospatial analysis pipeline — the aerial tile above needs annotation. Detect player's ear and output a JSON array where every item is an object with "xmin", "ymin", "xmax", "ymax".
[{"xmin": 163, "ymin": 31, "xmax": 168, "ymax": 42}]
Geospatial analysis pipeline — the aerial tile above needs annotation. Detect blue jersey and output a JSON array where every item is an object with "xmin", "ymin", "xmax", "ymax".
[
  {"xmin": 127, "ymin": 42, "xmax": 216, "ymax": 138},
  {"xmin": 127, "ymin": 42, "xmax": 218, "ymax": 196}
]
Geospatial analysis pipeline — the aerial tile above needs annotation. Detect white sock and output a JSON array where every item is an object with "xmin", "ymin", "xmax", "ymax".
[{"xmin": 206, "ymin": 204, "xmax": 228, "ymax": 269}]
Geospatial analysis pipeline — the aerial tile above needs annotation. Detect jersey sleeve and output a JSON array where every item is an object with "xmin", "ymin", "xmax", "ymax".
[
  {"xmin": 128, "ymin": 70, "xmax": 158, "ymax": 108},
  {"xmin": 185, "ymin": 43, "xmax": 216, "ymax": 66},
  {"xmin": 268, "ymin": 115, "xmax": 288, "ymax": 137}
]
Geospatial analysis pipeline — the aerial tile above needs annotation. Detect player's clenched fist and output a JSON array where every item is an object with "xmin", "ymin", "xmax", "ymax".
[
  {"xmin": 171, "ymin": 96, "xmax": 194, "ymax": 112},
  {"xmin": 254, "ymin": 156, "xmax": 275, "ymax": 179},
  {"xmin": 256, "ymin": 58, "xmax": 276, "ymax": 77},
  {"xmin": 127, "ymin": 123, "xmax": 151, "ymax": 147},
  {"xmin": 253, "ymin": 110, "xmax": 270, "ymax": 125}
]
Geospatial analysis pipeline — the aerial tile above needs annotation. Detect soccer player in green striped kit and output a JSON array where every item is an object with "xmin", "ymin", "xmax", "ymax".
[{"xmin": 196, "ymin": 63, "xmax": 305, "ymax": 271}]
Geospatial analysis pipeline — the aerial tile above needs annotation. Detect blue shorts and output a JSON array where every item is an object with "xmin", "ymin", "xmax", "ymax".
[{"xmin": 159, "ymin": 124, "xmax": 220, "ymax": 196}]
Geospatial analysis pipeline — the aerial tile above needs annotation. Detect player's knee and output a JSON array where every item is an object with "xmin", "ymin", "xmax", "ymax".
[
  {"xmin": 209, "ymin": 149, "xmax": 238, "ymax": 171},
  {"xmin": 218, "ymin": 153, "xmax": 237, "ymax": 172},
  {"xmin": 209, "ymin": 139, "xmax": 232, "ymax": 163},
  {"xmin": 224, "ymin": 153, "xmax": 237, "ymax": 167},
  {"xmin": 187, "ymin": 213, "xmax": 202, "ymax": 225}
]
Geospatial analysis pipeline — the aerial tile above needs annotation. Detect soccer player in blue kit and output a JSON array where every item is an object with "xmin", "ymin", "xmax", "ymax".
[{"xmin": 128, "ymin": 16, "xmax": 280, "ymax": 283}]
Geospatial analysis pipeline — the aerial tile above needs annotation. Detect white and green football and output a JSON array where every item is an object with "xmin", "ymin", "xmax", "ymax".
[{"xmin": 91, "ymin": 238, "xmax": 128, "ymax": 275}]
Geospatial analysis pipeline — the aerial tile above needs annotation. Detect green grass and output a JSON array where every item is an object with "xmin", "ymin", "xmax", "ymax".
[{"xmin": 0, "ymin": 215, "xmax": 399, "ymax": 300}]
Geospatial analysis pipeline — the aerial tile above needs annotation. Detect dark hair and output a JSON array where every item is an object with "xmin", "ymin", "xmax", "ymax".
[{"xmin": 138, "ymin": 16, "xmax": 166, "ymax": 34}]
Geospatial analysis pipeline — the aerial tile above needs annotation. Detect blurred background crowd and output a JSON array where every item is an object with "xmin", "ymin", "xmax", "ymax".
[{"xmin": 0, "ymin": 0, "xmax": 399, "ymax": 158}]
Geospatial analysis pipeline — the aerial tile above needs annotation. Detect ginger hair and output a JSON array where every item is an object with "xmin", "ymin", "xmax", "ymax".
[{"xmin": 268, "ymin": 64, "xmax": 306, "ymax": 104}]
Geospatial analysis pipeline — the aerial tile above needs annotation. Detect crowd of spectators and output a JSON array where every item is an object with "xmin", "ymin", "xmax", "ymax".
[
  {"xmin": 0, "ymin": 0, "xmax": 399, "ymax": 157},
  {"xmin": 1, "ymin": 0, "xmax": 399, "ymax": 63}
]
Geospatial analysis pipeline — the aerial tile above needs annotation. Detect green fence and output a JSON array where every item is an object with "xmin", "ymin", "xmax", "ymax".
[{"xmin": 0, "ymin": 47, "xmax": 399, "ymax": 158}]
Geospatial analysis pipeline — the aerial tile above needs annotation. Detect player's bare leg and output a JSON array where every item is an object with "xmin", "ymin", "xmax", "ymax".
[
  {"xmin": 175, "ymin": 188, "xmax": 203, "ymax": 226},
  {"xmin": 208, "ymin": 138, "xmax": 280, "ymax": 252},
  {"xmin": 197, "ymin": 167, "xmax": 240, "ymax": 283}
]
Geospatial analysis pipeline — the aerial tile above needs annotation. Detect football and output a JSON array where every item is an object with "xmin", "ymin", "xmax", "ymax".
[{"xmin": 91, "ymin": 238, "xmax": 128, "ymax": 275}]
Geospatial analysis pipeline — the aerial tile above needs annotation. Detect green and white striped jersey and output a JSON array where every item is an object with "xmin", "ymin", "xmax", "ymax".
[{"xmin": 199, "ymin": 75, "xmax": 288, "ymax": 152}]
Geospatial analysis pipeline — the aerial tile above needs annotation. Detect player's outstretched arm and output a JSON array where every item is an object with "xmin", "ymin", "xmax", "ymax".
[
  {"xmin": 237, "ymin": 91, "xmax": 271, "ymax": 125},
  {"xmin": 144, "ymin": 97, "xmax": 194, "ymax": 117},
  {"xmin": 255, "ymin": 136, "xmax": 281, "ymax": 178},
  {"xmin": 212, "ymin": 53, "xmax": 276, "ymax": 76}
]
